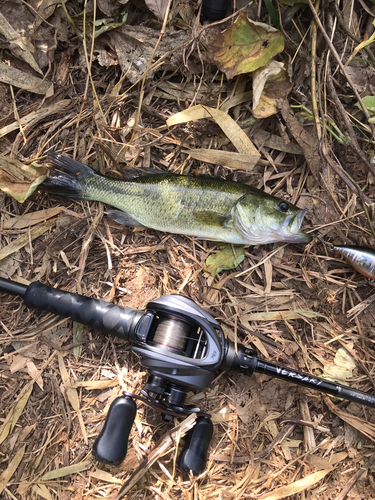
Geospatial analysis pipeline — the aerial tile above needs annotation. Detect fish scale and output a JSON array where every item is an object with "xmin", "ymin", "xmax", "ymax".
[{"xmin": 43, "ymin": 153, "xmax": 311, "ymax": 246}]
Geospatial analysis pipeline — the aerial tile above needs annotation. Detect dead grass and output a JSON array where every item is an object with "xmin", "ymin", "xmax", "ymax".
[{"xmin": 1, "ymin": 1, "xmax": 375, "ymax": 499}]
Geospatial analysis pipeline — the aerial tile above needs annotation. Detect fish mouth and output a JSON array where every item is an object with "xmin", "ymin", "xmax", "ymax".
[{"xmin": 284, "ymin": 209, "xmax": 312, "ymax": 243}]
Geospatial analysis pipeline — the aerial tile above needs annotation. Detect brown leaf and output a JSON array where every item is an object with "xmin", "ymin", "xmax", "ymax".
[
  {"xmin": 252, "ymin": 60, "xmax": 292, "ymax": 119},
  {"xmin": 109, "ymin": 26, "xmax": 188, "ymax": 84},
  {"xmin": 0, "ymin": 62, "xmax": 53, "ymax": 96},
  {"xmin": 167, "ymin": 104, "xmax": 260, "ymax": 158},
  {"xmin": 0, "ymin": 12, "xmax": 42, "ymax": 74},
  {"xmin": 258, "ymin": 469, "xmax": 331, "ymax": 500},
  {"xmin": 0, "ymin": 445, "xmax": 26, "ymax": 494},
  {"xmin": 145, "ymin": 0, "xmax": 170, "ymax": 21}
]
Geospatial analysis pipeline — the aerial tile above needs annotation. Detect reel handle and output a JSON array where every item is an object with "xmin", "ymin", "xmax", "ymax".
[
  {"xmin": 93, "ymin": 396, "xmax": 137, "ymax": 465},
  {"xmin": 179, "ymin": 416, "xmax": 213, "ymax": 476}
]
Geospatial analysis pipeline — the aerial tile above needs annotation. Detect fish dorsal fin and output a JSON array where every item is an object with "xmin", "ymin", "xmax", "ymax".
[{"xmin": 117, "ymin": 166, "xmax": 166, "ymax": 179}]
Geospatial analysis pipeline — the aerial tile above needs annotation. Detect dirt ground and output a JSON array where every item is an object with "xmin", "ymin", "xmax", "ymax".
[{"xmin": 1, "ymin": 1, "xmax": 375, "ymax": 499}]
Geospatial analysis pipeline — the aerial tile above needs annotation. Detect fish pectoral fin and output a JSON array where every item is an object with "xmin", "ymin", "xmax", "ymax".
[
  {"xmin": 107, "ymin": 209, "xmax": 146, "ymax": 228},
  {"xmin": 192, "ymin": 211, "xmax": 232, "ymax": 227}
]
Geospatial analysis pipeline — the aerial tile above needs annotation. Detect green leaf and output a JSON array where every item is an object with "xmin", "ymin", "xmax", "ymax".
[
  {"xmin": 355, "ymin": 95, "xmax": 375, "ymax": 115},
  {"xmin": 205, "ymin": 245, "xmax": 245, "ymax": 277},
  {"xmin": 94, "ymin": 8, "xmax": 129, "ymax": 38},
  {"xmin": 214, "ymin": 11, "xmax": 284, "ymax": 79},
  {"xmin": 263, "ymin": 0, "xmax": 280, "ymax": 28}
]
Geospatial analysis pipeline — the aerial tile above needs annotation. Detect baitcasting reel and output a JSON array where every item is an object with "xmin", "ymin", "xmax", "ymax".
[{"xmin": 1, "ymin": 277, "xmax": 375, "ymax": 475}]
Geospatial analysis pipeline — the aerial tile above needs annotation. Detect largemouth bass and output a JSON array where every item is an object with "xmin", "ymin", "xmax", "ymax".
[{"xmin": 43, "ymin": 153, "xmax": 311, "ymax": 245}]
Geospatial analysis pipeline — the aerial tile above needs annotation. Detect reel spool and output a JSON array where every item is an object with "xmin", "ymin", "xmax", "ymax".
[{"xmin": 152, "ymin": 316, "xmax": 190, "ymax": 352}]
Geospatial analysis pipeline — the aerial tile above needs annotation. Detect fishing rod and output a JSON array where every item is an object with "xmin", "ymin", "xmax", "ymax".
[{"xmin": 1, "ymin": 277, "xmax": 374, "ymax": 475}]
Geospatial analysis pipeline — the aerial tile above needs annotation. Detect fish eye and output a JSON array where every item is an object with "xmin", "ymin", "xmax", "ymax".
[{"xmin": 278, "ymin": 202, "xmax": 289, "ymax": 212}]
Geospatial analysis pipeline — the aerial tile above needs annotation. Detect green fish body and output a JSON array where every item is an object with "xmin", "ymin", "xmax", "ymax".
[{"xmin": 44, "ymin": 153, "xmax": 311, "ymax": 245}]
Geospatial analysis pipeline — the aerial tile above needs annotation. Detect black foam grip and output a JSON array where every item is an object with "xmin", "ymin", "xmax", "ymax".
[
  {"xmin": 93, "ymin": 396, "xmax": 137, "ymax": 465},
  {"xmin": 179, "ymin": 417, "xmax": 213, "ymax": 476},
  {"xmin": 24, "ymin": 281, "xmax": 142, "ymax": 340}
]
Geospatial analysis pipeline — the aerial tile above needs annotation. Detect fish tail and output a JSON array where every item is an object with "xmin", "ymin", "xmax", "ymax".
[{"xmin": 43, "ymin": 152, "xmax": 95, "ymax": 200}]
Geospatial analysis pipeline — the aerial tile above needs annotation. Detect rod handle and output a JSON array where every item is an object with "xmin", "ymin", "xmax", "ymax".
[
  {"xmin": 24, "ymin": 281, "xmax": 142, "ymax": 340},
  {"xmin": 179, "ymin": 416, "xmax": 213, "ymax": 476},
  {"xmin": 93, "ymin": 396, "xmax": 137, "ymax": 465}
]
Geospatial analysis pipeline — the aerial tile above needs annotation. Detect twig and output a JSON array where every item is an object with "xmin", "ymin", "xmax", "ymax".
[
  {"xmin": 334, "ymin": 455, "xmax": 375, "ymax": 500},
  {"xmin": 347, "ymin": 293, "xmax": 375, "ymax": 320},
  {"xmin": 310, "ymin": 0, "xmax": 322, "ymax": 141},
  {"xmin": 329, "ymin": 0, "xmax": 375, "ymax": 66},
  {"xmin": 307, "ymin": 0, "xmax": 375, "ymax": 139},
  {"xmin": 326, "ymin": 58, "xmax": 375, "ymax": 179},
  {"xmin": 132, "ymin": 0, "xmax": 173, "ymax": 136}
]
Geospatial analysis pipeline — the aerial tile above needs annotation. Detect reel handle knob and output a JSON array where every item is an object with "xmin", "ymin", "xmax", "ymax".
[
  {"xmin": 179, "ymin": 416, "xmax": 213, "ymax": 476},
  {"xmin": 93, "ymin": 396, "xmax": 137, "ymax": 465}
]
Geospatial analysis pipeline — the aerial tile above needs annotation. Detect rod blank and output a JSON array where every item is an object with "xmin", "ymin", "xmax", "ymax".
[{"xmin": 0, "ymin": 278, "xmax": 27, "ymax": 298}]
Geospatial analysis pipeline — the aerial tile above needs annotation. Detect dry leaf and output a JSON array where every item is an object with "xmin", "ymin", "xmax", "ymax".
[
  {"xmin": 9, "ymin": 354, "xmax": 28, "ymax": 373},
  {"xmin": 27, "ymin": 360, "xmax": 44, "ymax": 390},
  {"xmin": 73, "ymin": 379, "xmax": 119, "ymax": 390},
  {"xmin": 211, "ymin": 407, "xmax": 238, "ymax": 424},
  {"xmin": 323, "ymin": 345, "xmax": 356, "ymax": 385},
  {"xmin": 58, "ymin": 353, "xmax": 87, "ymax": 443},
  {"xmin": 0, "ymin": 100, "xmax": 71, "ymax": 139},
  {"xmin": 73, "ymin": 321, "xmax": 83, "ymax": 359},
  {"xmin": 167, "ymin": 104, "xmax": 260, "ymax": 159},
  {"xmin": 0, "ymin": 12, "xmax": 42, "ymax": 74},
  {"xmin": 0, "ymin": 445, "xmax": 26, "ymax": 494},
  {"xmin": 252, "ymin": 60, "xmax": 292, "ymax": 119},
  {"xmin": 258, "ymin": 469, "xmax": 331, "ymax": 500},
  {"xmin": 184, "ymin": 148, "xmax": 260, "ymax": 171},
  {"xmin": 253, "ymin": 130, "xmax": 303, "ymax": 154},
  {"xmin": 34, "ymin": 0, "xmax": 57, "ymax": 30},
  {"xmin": 32, "ymin": 484, "xmax": 53, "ymax": 500},
  {"xmin": 41, "ymin": 460, "xmax": 92, "ymax": 480},
  {"xmin": 109, "ymin": 26, "xmax": 188, "ymax": 83},
  {"xmin": 325, "ymin": 397, "xmax": 375, "ymax": 441},
  {"xmin": 241, "ymin": 310, "xmax": 322, "ymax": 321},
  {"xmin": 89, "ymin": 469, "xmax": 122, "ymax": 483},
  {"xmin": 0, "ymin": 220, "xmax": 56, "ymax": 262},
  {"xmin": 3, "ymin": 207, "xmax": 62, "ymax": 229},
  {"xmin": 253, "ymin": 60, "xmax": 284, "ymax": 109},
  {"xmin": 0, "ymin": 383, "xmax": 33, "ymax": 445},
  {"xmin": 145, "ymin": 0, "xmax": 169, "ymax": 20},
  {"xmin": 0, "ymin": 62, "xmax": 53, "ymax": 96}
]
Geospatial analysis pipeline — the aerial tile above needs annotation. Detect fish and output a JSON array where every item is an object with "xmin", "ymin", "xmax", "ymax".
[
  {"xmin": 317, "ymin": 236, "xmax": 375, "ymax": 280},
  {"xmin": 43, "ymin": 153, "xmax": 312, "ymax": 246}
]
